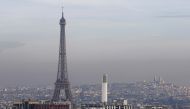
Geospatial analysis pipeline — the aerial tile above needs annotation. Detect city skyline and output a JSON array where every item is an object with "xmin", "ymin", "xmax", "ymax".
[{"xmin": 0, "ymin": 0, "xmax": 190, "ymax": 87}]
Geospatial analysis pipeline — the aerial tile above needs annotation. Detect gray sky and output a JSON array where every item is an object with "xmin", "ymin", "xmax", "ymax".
[{"xmin": 0, "ymin": 0, "xmax": 190, "ymax": 87}]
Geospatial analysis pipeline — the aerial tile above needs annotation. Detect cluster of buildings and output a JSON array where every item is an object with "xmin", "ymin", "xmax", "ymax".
[
  {"xmin": 110, "ymin": 80, "xmax": 190, "ymax": 103},
  {"xmin": 2, "ymin": 75, "xmax": 189, "ymax": 109}
]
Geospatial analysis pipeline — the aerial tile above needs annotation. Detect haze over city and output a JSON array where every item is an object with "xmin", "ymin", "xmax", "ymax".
[{"xmin": 0, "ymin": 0, "xmax": 190, "ymax": 87}]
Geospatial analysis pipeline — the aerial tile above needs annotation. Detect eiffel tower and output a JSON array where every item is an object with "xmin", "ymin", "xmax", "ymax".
[{"xmin": 52, "ymin": 9, "xmax": 73, "ymax": 103}]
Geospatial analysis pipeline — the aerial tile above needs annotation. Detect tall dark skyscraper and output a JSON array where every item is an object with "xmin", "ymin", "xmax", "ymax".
[{"xmin": 52, "ymin": 10, "xmax": 73, "ymax": 103}]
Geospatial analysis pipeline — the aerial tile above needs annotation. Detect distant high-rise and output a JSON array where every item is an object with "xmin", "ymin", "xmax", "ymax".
[
  {"xmin": 154, "ymin": 75, "xmax": 157, "ymax": 83},
  {"xmin": 102, "ymin": 74, "xmax": 108, "ymax": 103},
  {"xmin": 52, "ymin": 10, "xmax": 73, "ymax": 103}
]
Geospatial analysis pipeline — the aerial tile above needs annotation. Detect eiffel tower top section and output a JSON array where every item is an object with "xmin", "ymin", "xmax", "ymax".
[{"xmin": 60, "ymin": 9, "xmax": 66, "ymax": 25}]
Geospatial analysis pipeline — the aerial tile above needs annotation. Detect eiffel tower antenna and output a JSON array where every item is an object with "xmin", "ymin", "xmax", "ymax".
[{"xmin": 61, "ymin": 6, "xmax": 64, "ymax": 17}]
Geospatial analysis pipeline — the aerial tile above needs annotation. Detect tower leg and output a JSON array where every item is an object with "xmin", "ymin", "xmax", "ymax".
[{"xmin": 52, "ymin": 85, "xmax": 61, "ymax": 101}]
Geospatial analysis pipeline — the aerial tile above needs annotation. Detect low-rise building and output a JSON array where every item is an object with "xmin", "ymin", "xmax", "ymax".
[
  {"xmin": 81, "ymin": 100, "xmax": 132, "ymax": 109},
  {"xmin": 138, "ymin": 105, "xmax": 169, "ymax": 109},
  {"xmin": 13, "ymin": 100, "xmax": 71, "ymax": 109}
]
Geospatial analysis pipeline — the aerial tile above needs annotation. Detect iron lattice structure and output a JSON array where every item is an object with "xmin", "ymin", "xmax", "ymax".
[{"xmin": 52, "ymin": 12, "xmax": 73, "ymax": 103}]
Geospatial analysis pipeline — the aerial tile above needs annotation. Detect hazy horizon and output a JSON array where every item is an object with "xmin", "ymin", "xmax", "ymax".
[{"xmin": 0, "ymin": 0, "xmax": 190, "ymax": 87}]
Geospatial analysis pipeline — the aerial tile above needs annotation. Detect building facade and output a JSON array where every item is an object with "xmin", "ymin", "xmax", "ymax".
[{"xmin": 13, "ymin": 100, "xmax": 71, "ymax": 109}]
